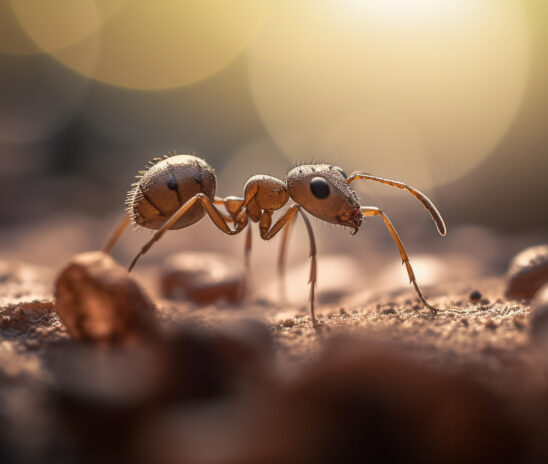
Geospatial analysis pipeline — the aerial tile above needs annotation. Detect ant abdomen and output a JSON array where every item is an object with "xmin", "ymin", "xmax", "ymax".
[{"xmin": 127, "ymin": 154, "xmax": 216, "ymax": 230}]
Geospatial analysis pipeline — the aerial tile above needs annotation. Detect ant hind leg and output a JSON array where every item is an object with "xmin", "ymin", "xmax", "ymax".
[{"xmin": 102, "ymin": 213, "xmax": 131, "ymax": 253}]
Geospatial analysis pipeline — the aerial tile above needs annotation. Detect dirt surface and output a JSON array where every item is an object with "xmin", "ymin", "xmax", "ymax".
[
  {"xmin": 0, "ymin": 220, "xmax": 547, "ymax": 463},
  {"xmin": 156, "ymin": 276, "xmax": 533, "ymax": 389},
  {"xmin": 0, "ymin": 257, "xmax": 537, "ymax": 388}
]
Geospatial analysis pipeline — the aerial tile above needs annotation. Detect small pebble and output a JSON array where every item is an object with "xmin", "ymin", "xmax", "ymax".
[
  {"xmin": 54, "ymin": 251, "xmax": 159, "ymax": 344},
  {"xmin": 529, "ymin": 283, "xmax": 548, "ymax": 341},
  {"xmin": 280, "ymin": 318, "xmax": 295, "ymax": 328},
  {"xmin": 469, "ymin": 290, "xmax": 482, "ymax": 303},
  {"xmin": 460, "ymin": 318, "xmax": 469, "ymax": 327},
  {"xmin": 160, "ymin": 252, "xmax": 246, "ymax": 305},
  {"xmin": 505, "ymin": 245, "xmax": 548, "ymax": 299},
  {"xmin": 485, "ymin": 319, "xmax": 497, "ymax": 330}
]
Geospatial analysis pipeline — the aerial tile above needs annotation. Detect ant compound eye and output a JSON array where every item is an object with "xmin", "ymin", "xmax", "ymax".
[{"xmin": 310, "ymin": 177, "xmax": 330, "ymax": 199}]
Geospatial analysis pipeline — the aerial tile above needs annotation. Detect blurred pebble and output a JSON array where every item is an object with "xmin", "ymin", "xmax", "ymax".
[
  {"xmin": 469, "ymin": 290, "xmax": 482, "ymax": 303},
  {"xmin": 54, "ymin": 251, "xmax": 159, "ymax": 344},
  {"xmin": 52, "ymin": 319, "xmax": 273, "ymax": 410},
  {"xmin": 51, "ymin": 318, "xmax": 274, "ymax": 462},
  {"xmin": 513, "ymin": 316, "xmax": 526, "ymax": 331},
  {"xmin": 529, "ymin": 284, "xmax": 548, "ymax": 342},
  {"xmin": 164, "ymin": 319, "xmax": 274, "ymax": 401},
  {"xmin": 50, "ymin": 342, "xmax": 169, "ymax": 462},
  {"xmin": 505, "ymin": 245, "xmax": 548, "ymax": 299},
  {"xmin": 223, "ymin": 341, "xmax": 525, "ymax": 464},
  {"xmin": 160, "ymin": 252, "xmax": 245, "ymax": 305}
]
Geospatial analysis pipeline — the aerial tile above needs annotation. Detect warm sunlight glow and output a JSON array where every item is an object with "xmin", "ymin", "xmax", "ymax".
[
  {"xmin": 11, "ymin": 0, "xmax": 270, "ymax": 90},
  {"xmin": 247, "ymin": 0, "xmax": 529, "ymax": 190},
  {"xmin": 9, "ymin": 0, "xmax": 128, "ymax": 53}
]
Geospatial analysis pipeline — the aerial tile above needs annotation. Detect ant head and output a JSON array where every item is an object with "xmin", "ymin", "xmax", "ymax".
[{"xmin": 286, "ymin": 164, "xmax": 362, "ymax": 232}]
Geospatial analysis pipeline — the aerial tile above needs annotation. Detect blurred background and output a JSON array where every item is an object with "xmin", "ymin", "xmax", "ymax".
[{"xmin": 0, "ymin": 0, "xmax": 546, "ymax": 279}]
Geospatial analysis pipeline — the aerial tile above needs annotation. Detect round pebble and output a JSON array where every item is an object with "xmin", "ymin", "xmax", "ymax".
[
  {"xmin": 160, "ymin": 252, "xmax": 246, "ymax": 305},
  {"xmin": 54, "ymin": 251, "xmax": 159, "ymax": 344},
  {"xmin": 530, "ymin": 283, "xmax": 548, "ymax": 341},
  {"xmin": 469, "ymin": 290, "xmax": 482, "ymax": 303},
  {"xmin": 505, "ymin": 245, "xmax": 548, "ymax": 299}
]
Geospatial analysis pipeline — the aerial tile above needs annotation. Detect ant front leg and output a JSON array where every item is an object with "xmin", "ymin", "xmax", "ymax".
[
  {"xmin": 360, "ymin": 206, "xmax": 437, "ymax": 312},
  {"xmin": 260, "ymin": 206, "xmax": 318, "ymax": 328},
  {"xmin": 129, "ymin": 193, "xmax": 245, "ymax": 272}
]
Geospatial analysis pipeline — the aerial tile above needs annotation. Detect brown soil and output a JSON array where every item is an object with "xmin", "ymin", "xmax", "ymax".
[{"xmin": 0, "ymin": 221, "xmax": 546, "ymax": 463}]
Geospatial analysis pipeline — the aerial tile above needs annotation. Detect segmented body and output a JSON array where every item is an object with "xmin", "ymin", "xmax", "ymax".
[{"xmin": 105, "ymin": 152, "xmax": 446, "ymax": 328}]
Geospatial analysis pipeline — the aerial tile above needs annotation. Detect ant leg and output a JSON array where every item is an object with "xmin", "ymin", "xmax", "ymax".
[
  {"xmin": 348, "ymin": 173, "xmax": 446, "ymax": 236},
  {"xmin": 298, "ymin": 210, "xmax": 318, "ymax": 327},
  {"xmin": 212, "ymin": 197, "xmax": 239, "ymax": 223},
  {"xmin": 277, "ymin": 210, "xmax": 298, "ymax": 304},
  {"xmin": 244, "ymin": 224, "xmax": 252, "ymax": 275},
  {"xmin": 102, "ymin": 213, "xmax": 131, "ymax": 253},
  {"xmin": 261, "ymin": 206, "xmax": 318, "ymax": 328},
  {"xmin": 103, "ymin": 204, "xmax": 234, "ymax": 255},
  {"xmin": 361, "ymin": 206, "xmax": 437, "ymax": 313},
  {"xmin": 215, "ymin": 196, "xmax": 250, "ymax": 230},
  {"xmin": 129, "ymin": 193, "xmax": 244, "ymax": 272}
]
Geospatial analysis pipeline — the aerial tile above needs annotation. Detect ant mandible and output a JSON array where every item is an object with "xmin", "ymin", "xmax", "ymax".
[{"xmin": 103, "ymin": 153, "xmax": 446, "ymax": 328}]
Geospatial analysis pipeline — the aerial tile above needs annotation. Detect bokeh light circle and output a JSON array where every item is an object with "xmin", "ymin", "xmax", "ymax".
[
  {"xmin": 247, "ymin": 0, "xmax": 530, "ymax": 190},
  {"xmin": 13, "ymin": 0, "xmax": 271, "ymax": 90},
  {"xmin": 8, "ymin": 0, "xmax": 127, "ymax": 53},
  {"xmin": 0, "ymin": 0, "xmax": 40, "ymax": 55}
]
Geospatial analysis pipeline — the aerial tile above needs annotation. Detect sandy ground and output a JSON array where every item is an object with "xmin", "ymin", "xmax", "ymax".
[
  {"xmin": 0, "ymin": 216, "xmax": 546, "ymax": 463},
  {"xmin": 0, "ymin": 256, "xmax": 536, "ymax": 396}
]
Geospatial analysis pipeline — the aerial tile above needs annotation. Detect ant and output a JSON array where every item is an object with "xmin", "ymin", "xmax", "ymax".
[{"xmin": 103, "ymin": 153, "xmax": 446, "ymax": 328}]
